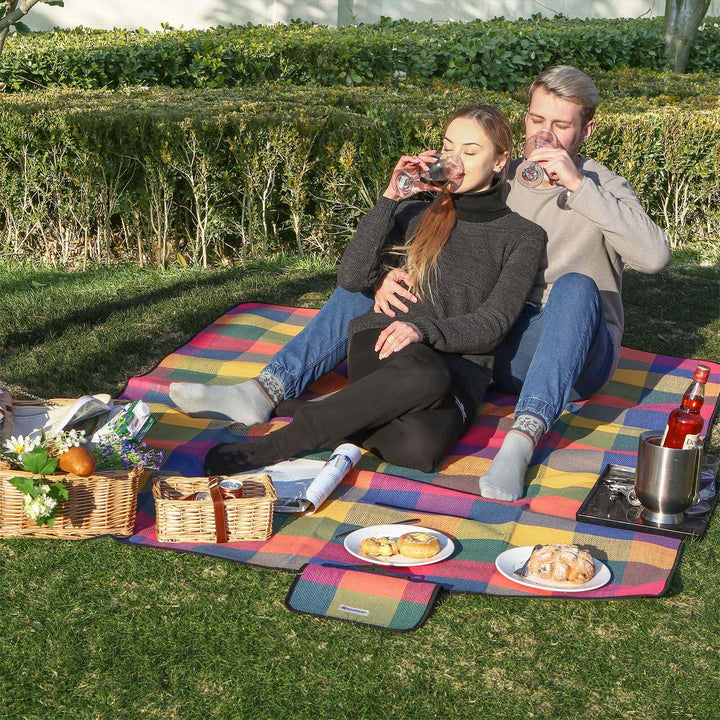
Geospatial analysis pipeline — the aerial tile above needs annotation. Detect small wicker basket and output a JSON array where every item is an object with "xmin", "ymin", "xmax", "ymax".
[
  {"xmin": 152, "ymin": 473, "xmax": 277, "ymax": 543},
  {"xmin": 0, "ymin": 467, "xmax": 143, "ymax": 539}
]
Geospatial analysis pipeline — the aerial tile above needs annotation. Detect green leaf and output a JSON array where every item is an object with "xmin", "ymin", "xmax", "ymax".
[
  {"xmin": 42, "ymin": 0, "xmax": 65, "ymax": 5},
  {"xmin": 21, "ymin": 447, "xmax": 59, "ymax": 476},
  {"xmin": 14, "ymin": 22, "xmax": 31, "ymax": 34},
  {"xmin": 49, "ymin": 482, "xmax": 69, "ymax": 503},
  {"xmin": 8, "ymin": 476, "xmax": 37, "ymax": 496}
]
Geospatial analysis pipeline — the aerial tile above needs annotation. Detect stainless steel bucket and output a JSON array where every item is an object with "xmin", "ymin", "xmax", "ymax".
[{"xmin": 634, "ymin": 430, "xmax": 702, "ymax": 525}]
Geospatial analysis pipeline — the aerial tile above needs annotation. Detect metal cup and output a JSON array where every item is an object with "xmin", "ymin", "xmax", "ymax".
[{"xmin": 634, "ymin": 430, "xmax": 702, "ymax": 525}]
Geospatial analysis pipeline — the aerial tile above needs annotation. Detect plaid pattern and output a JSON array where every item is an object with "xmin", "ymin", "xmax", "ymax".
[
  {"xmin": 120, "ymin": 303, "xmax": 720, "ymax": 598},
  {"xmin": 286, "ymin": 564, "xmax": 439, "ymax": 631}
]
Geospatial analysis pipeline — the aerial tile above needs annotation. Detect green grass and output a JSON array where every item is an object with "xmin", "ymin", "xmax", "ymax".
[{"xmin": 1, "ymin": 254, "xmax": 719, "ymax": 720}]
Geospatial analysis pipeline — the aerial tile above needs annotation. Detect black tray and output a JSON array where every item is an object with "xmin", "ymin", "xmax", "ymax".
[{"xmin": 576, "ymin": 464, "xmax": 719, "ymax": 540}]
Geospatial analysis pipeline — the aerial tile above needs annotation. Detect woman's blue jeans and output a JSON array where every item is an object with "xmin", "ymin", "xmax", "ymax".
[{"xmin": 264, "ymin": 273, "xmax": 615, "ymax": 430}]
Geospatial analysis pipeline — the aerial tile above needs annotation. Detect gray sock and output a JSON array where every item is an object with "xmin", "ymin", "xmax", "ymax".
[
  {"xmin": 479, "ymin": 413, "xmax": 546, "ymax": 501},
  {"xmin": 169, "ymin": 376, "xmax": 277, "ymax": 425}
]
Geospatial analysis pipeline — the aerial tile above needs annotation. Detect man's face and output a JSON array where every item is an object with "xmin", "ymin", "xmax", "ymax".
[{"xmin": 525, "ymin": 85, "xmax": 594, "ymax": 158}]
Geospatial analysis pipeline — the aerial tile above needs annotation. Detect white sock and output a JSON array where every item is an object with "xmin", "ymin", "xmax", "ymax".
[
  {"xmin": 169, "ymin": 378, "xmax": 274, "ymax": 425},
  {"xmin": 479, "ymin": 414, "xmax": 546, "ymax": 501},
  {"xmin": 479, "ymin": 431, "xmax": 534, "ymax": 501}
]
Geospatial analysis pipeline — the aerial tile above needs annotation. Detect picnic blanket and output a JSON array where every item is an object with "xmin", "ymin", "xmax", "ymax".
[{"xmin": 120, "ymin": 303, "xmax": 720, "ymax": 599}]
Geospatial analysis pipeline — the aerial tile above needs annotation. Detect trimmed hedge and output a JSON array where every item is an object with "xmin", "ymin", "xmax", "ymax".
[
  {"xmin": 1, "ymin": 17, "xmax": 719, "ymax": 92},
  {"xmin": 0, "ymin": 84, "xmax": 717, "ymax": 267}
]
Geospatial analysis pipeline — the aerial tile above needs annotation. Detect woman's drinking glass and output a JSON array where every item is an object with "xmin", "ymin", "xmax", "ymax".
[{"xmin": 393, "ymin": 152, "xmax": 464, "ymax": 198}]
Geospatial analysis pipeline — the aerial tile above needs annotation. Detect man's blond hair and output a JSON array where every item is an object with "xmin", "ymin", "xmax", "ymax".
[{"xmin": 528, "ymin": 66, "xmax": 600, "ymax": 125}]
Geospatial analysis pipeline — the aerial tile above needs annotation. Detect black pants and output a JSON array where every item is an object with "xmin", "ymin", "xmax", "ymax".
[{"xmin": 268, "ymin": 330, "xmax": 477, "ymax": 472}]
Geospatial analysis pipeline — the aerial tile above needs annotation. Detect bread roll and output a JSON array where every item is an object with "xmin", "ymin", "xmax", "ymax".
[
  {"xmin": 526, "ymin": 544, "xmax": 596, "ymax": 584},
  {"xmin": 57, "ymin": 446, "xmax": 97, "ymax": 477},
  {"xmin": 397, "ymin": 531, "xmax": 441, "ymax": 559},
  {"xmin": 360, "ymin": 536, "xmax": 399, "ymax": 557}
]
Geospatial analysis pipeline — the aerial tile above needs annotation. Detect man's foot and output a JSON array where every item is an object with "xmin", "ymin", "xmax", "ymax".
[
  {"xmin": 479, "ymin": 430, "xmax": 535, "ymax": 502},
  {"xmin": 204, "ymin": 437, "xmax": 284, "ymax": 476},
  {"xmin": 169, "ymin": 379, "xmax": 274, "ymax": 425}
]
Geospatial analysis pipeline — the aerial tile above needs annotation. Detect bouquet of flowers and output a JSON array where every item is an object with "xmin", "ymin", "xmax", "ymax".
[{"xmin": 1, "ymin": 429, "xmax": 85, "ymax": 526}]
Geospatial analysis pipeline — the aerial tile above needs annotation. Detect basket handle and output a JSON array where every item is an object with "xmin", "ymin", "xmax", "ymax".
[{"xmin": 207, "ymin": 476, "xmax": 228, "ymax": 543}]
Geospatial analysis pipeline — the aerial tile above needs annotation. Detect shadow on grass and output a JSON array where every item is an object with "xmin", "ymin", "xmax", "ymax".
[{"xmin": 5, "ymin": 269, "xmax": 337, "ymax": 397}]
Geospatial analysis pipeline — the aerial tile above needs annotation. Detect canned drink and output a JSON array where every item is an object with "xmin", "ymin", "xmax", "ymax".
[
  {"xmin": 219, "ymin": 478, "xmax": 244, "ymax": 499},
  {"xmin": 182, "ymin": 491, "xmax": 211, "ymax": 501}
]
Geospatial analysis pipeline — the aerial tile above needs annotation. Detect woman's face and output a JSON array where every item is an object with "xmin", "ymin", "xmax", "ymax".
[{"xmin": 442, "ymin": 117, "xmax": 508, "ymax": 194}]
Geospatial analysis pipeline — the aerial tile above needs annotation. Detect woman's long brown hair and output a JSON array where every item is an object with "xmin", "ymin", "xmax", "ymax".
[{"xmin": 400, "ymin": 105, "xmax": 512, "ymax": 300}]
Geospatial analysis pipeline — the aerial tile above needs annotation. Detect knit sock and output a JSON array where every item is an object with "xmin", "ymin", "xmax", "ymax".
[
  {"xmin": 479, "ymin": 413, "xmax": 547, "ymax": 502},
  {"xmin": 169, "ymin": 371, "xmax": 283, "ymax": 426}
]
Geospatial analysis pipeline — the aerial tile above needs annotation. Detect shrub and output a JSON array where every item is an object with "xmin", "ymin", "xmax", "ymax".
[
  {"xmin": 0, "ymin": 84, "xmax": 717, "ymax": 267},
  {"xmin": 0, "ymin": 17, "xmax": 718, "ymax": 92}
]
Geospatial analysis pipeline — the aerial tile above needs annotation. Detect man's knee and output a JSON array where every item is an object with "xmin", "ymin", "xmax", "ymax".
[{"xmin": 551, "ymin": 272, "xmax": 600, "ymax": 302}]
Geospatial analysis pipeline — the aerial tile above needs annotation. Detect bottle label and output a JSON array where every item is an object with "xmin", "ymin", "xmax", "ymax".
[{"xmin": 682, "ymin": 434, "xmax": 700, "ymax": 450}]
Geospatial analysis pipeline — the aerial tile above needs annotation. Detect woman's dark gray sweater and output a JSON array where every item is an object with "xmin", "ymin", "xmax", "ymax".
[{"xmin": 337, "ymin": 181, "xmax": 546, "ymax": 400}]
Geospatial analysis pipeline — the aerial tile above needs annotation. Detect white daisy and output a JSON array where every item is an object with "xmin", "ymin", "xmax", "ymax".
[{"xmin": 4, "ymin": 435, "xmax": 39, "ymax": 456}]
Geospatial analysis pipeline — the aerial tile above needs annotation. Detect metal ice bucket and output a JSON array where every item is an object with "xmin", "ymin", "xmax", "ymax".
[{"xmin": 634, "ymin": 430, "xmax": 702, "ymax": 525}]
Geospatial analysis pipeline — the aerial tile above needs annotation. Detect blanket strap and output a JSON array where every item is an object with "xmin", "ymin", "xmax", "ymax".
[{"xmin": 207, "ymin": 476, "xmax": 228, "ymax": 543}]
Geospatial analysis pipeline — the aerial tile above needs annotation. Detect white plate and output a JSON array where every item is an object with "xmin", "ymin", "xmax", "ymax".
[
  {"xmin": 343, "ymin": 524, "xmax": 455, "ymax": 567},
  {"xmin": 495, "ymin": 546, "xmax": 612, "ymax": 593}
]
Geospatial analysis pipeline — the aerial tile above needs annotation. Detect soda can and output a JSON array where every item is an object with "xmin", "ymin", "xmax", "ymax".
[
  {"xmin": 182, "ymin": 490, "xmax": 211, "ymax": 501},
  {"xmin": 219, "ymin": 478, "xmax": 244, "ymax": 499}
]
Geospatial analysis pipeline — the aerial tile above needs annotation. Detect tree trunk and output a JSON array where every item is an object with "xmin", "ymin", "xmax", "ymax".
[{"xmin": 665, "ymin": 0, "xmax": 712, "ymax": 72}]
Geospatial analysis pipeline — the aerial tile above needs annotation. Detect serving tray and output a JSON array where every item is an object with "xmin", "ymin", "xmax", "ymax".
[{"xmin": 576, "ymin": 464, "xmax": 719, "ymax": 540}]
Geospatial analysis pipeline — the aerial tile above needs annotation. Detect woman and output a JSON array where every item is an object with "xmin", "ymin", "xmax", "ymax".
[{"xmin": 204, "ymin": 105, "xmax": 546, "ymax": 476}]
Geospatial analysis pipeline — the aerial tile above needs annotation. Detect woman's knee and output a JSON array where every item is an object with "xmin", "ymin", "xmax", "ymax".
[{"xmin": 393, "ymin": 349, "xmax": 453, "ymax": 403}]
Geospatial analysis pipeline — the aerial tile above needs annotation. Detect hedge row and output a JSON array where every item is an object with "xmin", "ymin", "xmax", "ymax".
[
  {"xmin": 2, "ymin": 17, "xmax": 719, "ymax": 92},
  {"xmin": 0, "ymin": 86, "xmax": 717, "ymax": 267}
]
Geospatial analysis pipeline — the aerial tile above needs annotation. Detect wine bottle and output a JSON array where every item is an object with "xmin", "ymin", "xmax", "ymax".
[{"xmin": 661, "ymin": 364, "xmax": 711, "ymax": 449}]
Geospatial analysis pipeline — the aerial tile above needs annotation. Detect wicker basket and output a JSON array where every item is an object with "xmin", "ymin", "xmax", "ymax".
[
  {"xmin": 0, "ymin": 466, "xmax": 142, "ymax": 539},
  {"xmin": 153, "ymin": 473, "xmax": 277, "ymax": 543}
]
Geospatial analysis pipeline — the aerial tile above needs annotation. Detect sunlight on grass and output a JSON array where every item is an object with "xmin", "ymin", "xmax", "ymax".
[{"xmin": 1, "ymin": 254, "xmax": 719, "ymax": 720}]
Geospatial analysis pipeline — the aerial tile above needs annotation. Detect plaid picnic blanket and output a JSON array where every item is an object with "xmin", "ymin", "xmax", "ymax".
[{"xmin": 120, "ymin": 302, "xmax": 720, "ymax": 599}]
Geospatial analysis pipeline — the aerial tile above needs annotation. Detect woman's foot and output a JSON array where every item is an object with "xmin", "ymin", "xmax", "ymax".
[
  {"xmin": 204, "ymin": 436, "xmax": 285, "ymax": 476},
  {"xmin": 170, "ymin": 378, "xmax": 274, "ymax": 425}
]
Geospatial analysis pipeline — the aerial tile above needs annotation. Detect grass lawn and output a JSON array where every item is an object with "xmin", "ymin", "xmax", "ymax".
[{"xmin": 1, "ymin": 254, "xmax": 719, "ymax": 720}]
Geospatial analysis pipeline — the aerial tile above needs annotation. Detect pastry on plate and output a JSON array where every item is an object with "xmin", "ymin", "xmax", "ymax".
[
  {"xmin": 526, "ymin": 543, "xmax": 596, "ymax": 584},
  {"xmin": 397, "ymin": 531, "xmax": 441, "ymax": 559},
  {"xmin": 360, "ymin": 536, "xmax": 399, "ymax": 557}
]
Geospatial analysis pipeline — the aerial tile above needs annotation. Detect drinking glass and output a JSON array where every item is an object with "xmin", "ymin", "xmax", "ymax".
[
  {"xmin": 516, "ymin": 129, "xmax": 558, "ymax": 188},
  {"xmin": 393, "ymin": 152, "xmax": 464, "ymax": 198}
]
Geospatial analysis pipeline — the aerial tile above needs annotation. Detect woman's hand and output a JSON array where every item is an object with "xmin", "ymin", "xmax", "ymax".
[
  {"xmin": 374, "ymin": 269, "xmax": 418, "ymax": 317},
  {"xmin": 383, "ymin": 150, "xmax": 441, "ymax": 200},
  {"xmin": 374, "ymin": 321, "xmax": 422, "ymax": 359}
]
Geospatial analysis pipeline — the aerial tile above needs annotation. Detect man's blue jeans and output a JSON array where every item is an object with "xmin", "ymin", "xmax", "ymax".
[{"xmin": 264, "ymin": 273, "xmax": 615, "ymax": 429}]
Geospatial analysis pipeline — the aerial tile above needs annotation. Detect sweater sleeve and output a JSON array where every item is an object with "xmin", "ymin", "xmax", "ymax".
[
  {"xmin": 337, "ymin": 197, "xmax": 424, "ymax": 292},
  {"xmin": 565, "ymin": 172, "xmax": 670, "ymax": 274},
  {"xmin": 411, "ymin": 227, "xmax": 546, "ymax": 355}
]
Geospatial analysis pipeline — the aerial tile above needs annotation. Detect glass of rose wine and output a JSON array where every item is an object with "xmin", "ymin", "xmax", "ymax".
[
  {"xmin": 392, "ymin": 152, "xmax": 464, "ymax": 198},
  {"xmin": 516, "ymin": 129, "xmax": 559, "ymax": 188}
]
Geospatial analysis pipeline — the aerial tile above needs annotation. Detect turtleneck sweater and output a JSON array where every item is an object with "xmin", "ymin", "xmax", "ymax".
[{"xmin": 338, "ymin": 181, "xmax": 547, "ymax": 401}]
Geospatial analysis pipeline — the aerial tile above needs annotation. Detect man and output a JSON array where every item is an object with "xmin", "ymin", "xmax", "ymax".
[{"xmin": 170, "ymin": 66, "xmax": 669, "ymax": 501}]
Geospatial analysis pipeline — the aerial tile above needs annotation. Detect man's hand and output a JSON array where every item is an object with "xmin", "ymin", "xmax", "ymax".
[
  {"xmin": 527, "ymin": 146, "xmax": 583, "ymax": 192},
  {"xmin": 374, "ymin": 269, "xmax": 418, "ymax": 317},
  {"xmin": 375, "ymin": 321, "xmax": 422, "ymax": 359}
]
